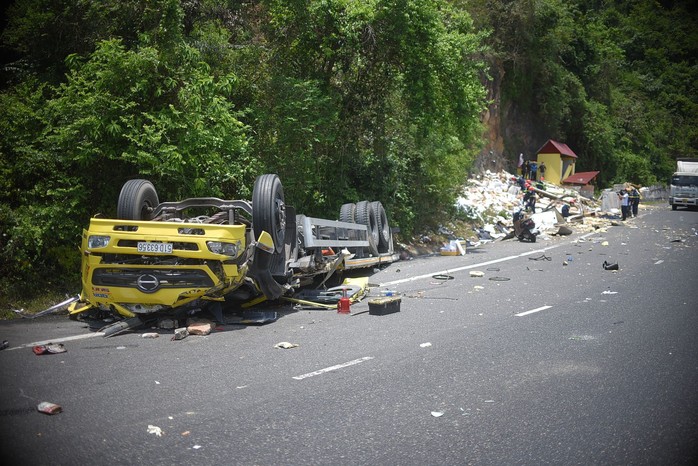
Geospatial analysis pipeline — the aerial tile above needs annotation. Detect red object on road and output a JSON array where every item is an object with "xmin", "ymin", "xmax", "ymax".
[{"xmin": 337, "ymin": 288, "xmax": 351, "ymax": 314}]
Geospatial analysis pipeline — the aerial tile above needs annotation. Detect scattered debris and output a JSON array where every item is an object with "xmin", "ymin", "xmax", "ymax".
[
  {"xmin": 420, "ymin": 342, "xmax": 432, "ymax": 348},
  {"xmin": 32, "ymin": 343, "xmax": 67, "ymax": 355},
  {"xmin": 454, "ymin": 170, "xmax": 632, "ymax": 243},
  {"xmin": 187, "ymin": 318, "xmax": 214, "ymax": 336},
  {"xmin": 440, "ymin": 239, "xmax": 466, "ymax": 255},
  {"xmin": 368, "ymin": 297, "xmax": 401, "ymax": 315},
  {"xmin": 0, "ymin": 340, "xmax": 8, "ymax": 351},
  {"xmin": 488, "ymin": 276, "xmax": 510, "ymax": 281},
  {"xmin": 274, "ymin": 341, "xmax": 299, "ymax": 349},
  {"xmin": 602, "ymin": 290, "xmax": 618, "ymax": 295},
  {"xmin": 37, "ymin": 402, "xmax": 62, "ymax": 415},
  {"xmin": 147, "ymin": 425, "xmax": 164, "ymax": 437},
  {"xmin": 172, "ymin": 327, "xmax": 189, "ymax": 341},
  {"xmin": 431, "ymin": 411, "xmax": 444, "ymax": 417},
  {"xmin": 469, "ymin": 271, "xmax": 485, "ymax": 278},
  {"xmin": 602, "ymin": 261, "xmax": 619, "ymax": 270},
  {"xmin": 141, "ymin": 333, "xmax": 159, "ymax": 339}
]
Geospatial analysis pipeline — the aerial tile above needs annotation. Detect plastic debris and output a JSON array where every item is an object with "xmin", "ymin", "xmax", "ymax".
[
  {"xmin": 420, "ymin": 342, "xmax": 432, "ymax": 348},
  {"xmin": 274, "ymin": 341, "xmax": 299, "ymax": 349},
  {"xmin": 469, "ymin": 271, "xmax": 485, "ymax": 278},
  {"xmin": 602, "ymin": 290, "xmax": 618, "ymax": 295},
  {"xmin": 37, "ymin": 401, "xmax": 62, "ymax": 415},
  {"xmin": 32, "ymin": 343, "xmax": 67, "ymax": 355},
  {"xmin": 142, "ymin": 333, "xmax": 159, "ymax": 339},
  {"xmin": 147, "ymin": 425, "xmax": 164, "ymax": 437},
  {"xmin": 0, "ymin": 340, "xmax": 8, "ymax": 350},
  {"xmin": 431, "ymin": 411, "xmax": 444, "ymax": 417}
]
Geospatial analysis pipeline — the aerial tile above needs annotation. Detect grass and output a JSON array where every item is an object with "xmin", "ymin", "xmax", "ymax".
[{"xmin": 0, "ymin": 287, "xmax": 77, "ymax": 320}]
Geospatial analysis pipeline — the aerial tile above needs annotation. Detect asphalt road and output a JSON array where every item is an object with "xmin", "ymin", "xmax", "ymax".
[{"xmin": 1, "ymin": 205, "xmax": 697, "ymax": 465}]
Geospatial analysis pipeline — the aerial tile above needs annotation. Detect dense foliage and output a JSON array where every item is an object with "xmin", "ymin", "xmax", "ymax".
[
  {"xmin": 468, "ymin": 0, "xmax": 697, "ymax": 185},
  {"xmin": 0, "ymin": 0, "xmax": 695, "ymax": 301}
]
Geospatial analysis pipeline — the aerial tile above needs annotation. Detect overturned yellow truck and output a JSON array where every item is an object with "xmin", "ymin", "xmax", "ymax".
[{"xmin": 69, "ymin": 175, "xmax": 397, "ymax": 327}]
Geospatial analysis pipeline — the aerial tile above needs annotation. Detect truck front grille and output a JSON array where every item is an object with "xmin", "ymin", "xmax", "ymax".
[{"xmin": 92, "ymin": 268, "xmax": 214, "ymax": 293}]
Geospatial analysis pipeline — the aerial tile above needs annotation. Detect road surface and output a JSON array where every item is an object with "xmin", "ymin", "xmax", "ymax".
[{"xmin": 1, "ymin": 205, "xmax": 696, "ymax": 465}]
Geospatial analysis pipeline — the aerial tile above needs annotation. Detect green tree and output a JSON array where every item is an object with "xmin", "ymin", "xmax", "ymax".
[{"xmin": 0, "ymin": 1, "xmax": 253, "ymax": 298}]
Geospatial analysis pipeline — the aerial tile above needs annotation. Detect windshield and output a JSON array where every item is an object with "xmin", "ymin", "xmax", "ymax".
[{"xmin": 671, "ymin": 175, "xmax": 698, "ymax": 186}]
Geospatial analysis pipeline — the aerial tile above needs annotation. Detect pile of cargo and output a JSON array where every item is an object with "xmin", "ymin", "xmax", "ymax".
[{"xmin": 454, "ymin": 170, "xmax": 629, "ymax": 244}]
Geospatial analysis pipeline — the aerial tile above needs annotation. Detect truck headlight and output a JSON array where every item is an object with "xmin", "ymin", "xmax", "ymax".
[
  {"xmin": 207, "ymin": 241, "xmax": 241, "ymax": 257},
  {"xmin": 88, "ymin": 235, "xmax": 111, "ymax": 249}
]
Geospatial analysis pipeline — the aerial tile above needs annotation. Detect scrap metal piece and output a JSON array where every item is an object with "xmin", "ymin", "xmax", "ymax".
[
  {"xmin": 18, "ymin": 295, "xmax": 80, "ymax": 319},
  {"xmin": 99, "ymin": 317, "xmax": 147, "ymax": 338}
]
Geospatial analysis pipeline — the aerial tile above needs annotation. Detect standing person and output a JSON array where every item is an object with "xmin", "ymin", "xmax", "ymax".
[
  {"xmin": 619, "ymin": 189, "xmax": 629, "ymax": 221},
  {"xmin": 629, "ymin": 186, "xmax": 641, "ymax": 217},
  {"xmin": 530, "ymin": 161, "xmax": 537, "ymax": 181},
  {"xmin": 539, "ymin": 161, "xmax": 546, "ymax": 181},
  {"xmin": 524, "ymin": 187, "xmax": 537, "ymax": 212},
  {"xmin": 523, "ymin": 160, "xmax": 530, "ymax": 179}
]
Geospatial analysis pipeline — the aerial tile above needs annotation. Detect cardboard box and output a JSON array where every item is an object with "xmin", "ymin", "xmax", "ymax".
[{"xmin": 368, "ymin": 297, "xmax": 401, "ymax": 315}]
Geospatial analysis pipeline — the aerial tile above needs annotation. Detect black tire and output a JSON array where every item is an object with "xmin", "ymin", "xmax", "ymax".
[
  {"xmin": 355, "ymin": 200, "xmax": 379, "ymax": 256},
  {"xmin": 117, "ymin": 179, "xmax": 159, "ymax": 220},
  {"xmin": 370, "ymin": 201, "xmax": 391, "ymax": 253},
  {"xmin": 252, "ymin": 174, "xmax": 286, "ymax": 253},
  {"xmin": 671, "ymin": 204, "xmax": 677, "ymax": 211},
  {"xmin": 339, "ymin": 203, "xmax": 356, "ymax": 242},
  {"xmin": 339, "ymin": 203, "xmax": 356, "ymax": 223}
]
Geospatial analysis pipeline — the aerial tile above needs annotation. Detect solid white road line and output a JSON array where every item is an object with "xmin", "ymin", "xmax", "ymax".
[
  {"xmin": 7, "ymin": 332, "xmax": 105, "ymax": 351},
  {"xmin": 293, "ymin": 356, "xmax": 374, "ymax": 380},
  {"xmin": 380, "ymin": 232, "xmax": 598, "ymax": 288},
  {"xmin": 515, "ymin": 305, "xmax": 552, "ymax": 317}
]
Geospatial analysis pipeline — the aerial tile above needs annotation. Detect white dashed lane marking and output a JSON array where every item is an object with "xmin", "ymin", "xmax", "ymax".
[
  {"xmin": 293, "ymin": 356, "xmax": 374, "ymax": 380},
  {"xmin": 515, "ymin": 305, "xmax": 553, "ymax": 317}
]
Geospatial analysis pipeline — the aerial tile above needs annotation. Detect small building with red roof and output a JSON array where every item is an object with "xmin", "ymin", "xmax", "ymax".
[
  {"xmin": 562, "ymin": 170, "xmax": 600, "ymax": 197},
  {"xmin": 535, "ymin": 139, "xmax": 579, "ymax": 185}
]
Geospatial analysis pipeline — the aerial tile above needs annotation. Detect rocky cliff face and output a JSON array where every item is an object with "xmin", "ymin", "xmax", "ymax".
[{"xmin": 474, "ymin": 58, "xmax": 547, "ymax": 176}]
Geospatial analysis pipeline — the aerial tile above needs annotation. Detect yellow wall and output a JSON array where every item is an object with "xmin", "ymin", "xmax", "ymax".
[{"xmin": 536, "ymin": 153, "xmax": 576, "ymax": 185}]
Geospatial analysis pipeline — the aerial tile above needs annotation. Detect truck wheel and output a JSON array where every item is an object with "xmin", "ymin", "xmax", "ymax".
[
  {"xmin": 371, "ymin": 201, "xmax": 391, "ymax": 253},
  {"xmin": 117, "ymin": 179, "xmax": 159, "ymax": 220},
  {"xmin": 339, "ymin": 203, "xmax": 356, "ymax": 223},
  {"xmin": 253, "ymin": 174, "xmax": 286, "ymax": 253},
  {"xmin": 339, "ymin": 203, "xmax": 356, "ymax": 242},
  {"xmin": 355, "ymin": 200, "xmax": 379, "ymax": 256},
  {"xmin": 672, "ymin": 204, "xmax": 677, "ymax": 211}
]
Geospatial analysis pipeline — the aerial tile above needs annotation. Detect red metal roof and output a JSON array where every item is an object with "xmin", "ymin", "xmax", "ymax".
[
  {"xmin": 536, "ymin": 139, "xmax": 578, "ymax": 158},
  {"xmin": 562, "ymin": 171, "xmax": 600, "ymax": 185}
]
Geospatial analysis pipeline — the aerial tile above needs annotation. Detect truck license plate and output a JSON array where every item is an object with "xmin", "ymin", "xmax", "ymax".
[{"xmin": 137, "ymin": 242, "xmax": 173, "ymax": 254}]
